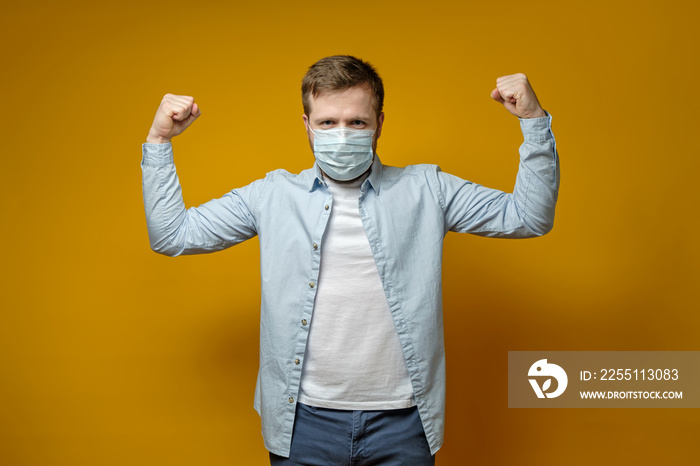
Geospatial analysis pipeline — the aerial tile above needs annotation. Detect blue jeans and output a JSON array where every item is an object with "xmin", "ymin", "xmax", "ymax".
[{"xmin": 269, "ymin": 403, "xmax": 435, "ymax": 465}]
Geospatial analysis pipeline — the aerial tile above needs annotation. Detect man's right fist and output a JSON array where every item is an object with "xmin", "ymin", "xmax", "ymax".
[{"xmin": 146, "ymin": 94, "xmax": 201, "ymax": 144}]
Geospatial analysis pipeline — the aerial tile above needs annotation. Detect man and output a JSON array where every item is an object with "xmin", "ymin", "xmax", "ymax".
[{"xmin": 141, "ymin": 55, "xmax": 559, "ymax": 465}]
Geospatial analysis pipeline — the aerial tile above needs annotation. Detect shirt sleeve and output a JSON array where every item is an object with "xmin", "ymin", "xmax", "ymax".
[
  {"xmin": 436, "ymin": 112, "xmax": 559, "ymax": 237},
  {"xmin": 141, "ymin": 143, "xmax": 264, "ymax": 256}
]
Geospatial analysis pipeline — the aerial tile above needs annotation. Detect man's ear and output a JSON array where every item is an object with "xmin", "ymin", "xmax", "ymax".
[
  {"xmin": 303, "ymin": 114, "xmax": 314, "ymax": 151},
  {"xmin": 376, "ymin": 112, "xmax": 385, "ymax": 138}
]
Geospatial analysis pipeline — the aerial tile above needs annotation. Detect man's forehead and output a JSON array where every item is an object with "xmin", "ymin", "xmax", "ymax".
[{"xmin": 308, "ymin": 85, "xmax": 377, "ymax": 117}]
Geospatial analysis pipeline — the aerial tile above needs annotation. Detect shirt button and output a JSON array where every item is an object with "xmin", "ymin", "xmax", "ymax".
[
  {"xmin": 309, "ymin": 282, "xmax": 315, "ymax": 288},
  {"xmin": 294, "ymin": 358, "xmax": 300, "ymax": 365},
  {"xmin": 313, "ymin": 243, "xmax": 318, "ymax": 250},
  {"xmin": 288, "ymin": 397, "xmax": 294, "ymax": 403},
  {"xmin": 324, "ymin": 205, "xmax": 329, "ymax": 210},
  {"xmin": 301, "ymin": 319, "xmax": 307, "ymax": 326}
]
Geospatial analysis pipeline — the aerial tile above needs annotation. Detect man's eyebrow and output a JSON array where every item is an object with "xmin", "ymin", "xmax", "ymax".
[
  {"xmin": 313, "ymin": 115, "xmax": 371, "ymax": 122},
  {"xmin": 340, "ymin": 115, "xmax": 372, "ymax": 121}
]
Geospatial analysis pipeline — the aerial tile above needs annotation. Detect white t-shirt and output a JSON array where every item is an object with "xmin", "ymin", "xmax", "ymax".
[{"xmin": 298, "ymin": 173, "xmax": 415, "ymax": 410}]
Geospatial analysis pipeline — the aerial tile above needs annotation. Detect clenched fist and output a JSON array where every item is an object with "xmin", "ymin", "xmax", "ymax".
[
  {"xmin": 146, "ymin": 94, "xmax": 201, "ymax": 144},
  {"xmin": 491, "ymin": 74, "xmax": 546, "ymax": 119}
]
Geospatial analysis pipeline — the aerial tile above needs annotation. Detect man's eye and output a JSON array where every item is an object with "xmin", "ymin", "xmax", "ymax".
[
  {"xmin": 320, "ymin": 120, "xmax": 334, "ymax": 126},
  {"xmin": 351, "ymin": 120, "xmax": 366, "ymax": 127}
]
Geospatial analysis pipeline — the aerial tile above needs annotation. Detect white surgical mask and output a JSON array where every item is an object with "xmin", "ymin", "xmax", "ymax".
[{"xmin": 309, "ymin": 127, "xmax": 375, "ymax": 181}]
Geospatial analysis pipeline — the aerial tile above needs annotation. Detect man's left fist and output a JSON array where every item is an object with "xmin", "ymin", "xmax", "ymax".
[{"xmin": 491, "ymin": 74, "xmax": 546, "ymax": 119}]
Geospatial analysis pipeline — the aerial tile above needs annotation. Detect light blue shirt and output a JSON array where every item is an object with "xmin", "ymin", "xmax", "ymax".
[{"xmin": 141, "ymin": 114, "xmax": 559, "ymax": 456}]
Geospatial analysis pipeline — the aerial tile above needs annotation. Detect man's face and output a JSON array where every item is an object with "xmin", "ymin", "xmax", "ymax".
[{"xmin": 303, "ymin": 85, "xmax": 385, "ymax": 155}]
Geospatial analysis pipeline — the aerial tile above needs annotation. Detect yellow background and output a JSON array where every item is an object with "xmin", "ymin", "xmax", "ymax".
[{"xmin": 1, "ymin": 0, "xmax": 698, "ymax": 464}]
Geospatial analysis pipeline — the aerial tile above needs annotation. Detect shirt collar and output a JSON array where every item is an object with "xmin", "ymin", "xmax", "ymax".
[
  {"xmin": 309, "ymin": 163, "xmax": 325, "ymax": 192},
  {"xmin": 308, "ymin": 154, "xmax": 384, "ymax": 195},
  {"xmin": 364, "ymin": 154, "xmax": 383, "ymax": 195}
]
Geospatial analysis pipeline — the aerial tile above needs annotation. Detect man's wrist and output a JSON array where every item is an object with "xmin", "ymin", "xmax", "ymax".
[
  {"xmin": 146, "ymin": 133, "xmax": 171, "ymax": 144},
  {"xmin": 520, "ymin": 108, "xmax": 547, "ymax": 119}
]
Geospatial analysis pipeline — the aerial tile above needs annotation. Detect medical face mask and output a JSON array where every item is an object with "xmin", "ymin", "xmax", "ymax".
[{"xmin": 309, "ymin": 127, "xmax": 375, "ymax": 181}]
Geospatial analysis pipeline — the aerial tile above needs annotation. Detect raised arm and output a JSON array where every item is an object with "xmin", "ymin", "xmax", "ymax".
[
  {"xmin": 141, "ymin": 95, "xmax": 259, "ymax": 256},
  {"xmin": 440, "ymin": 74, "xmax": 559, "ymax": 237}
]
